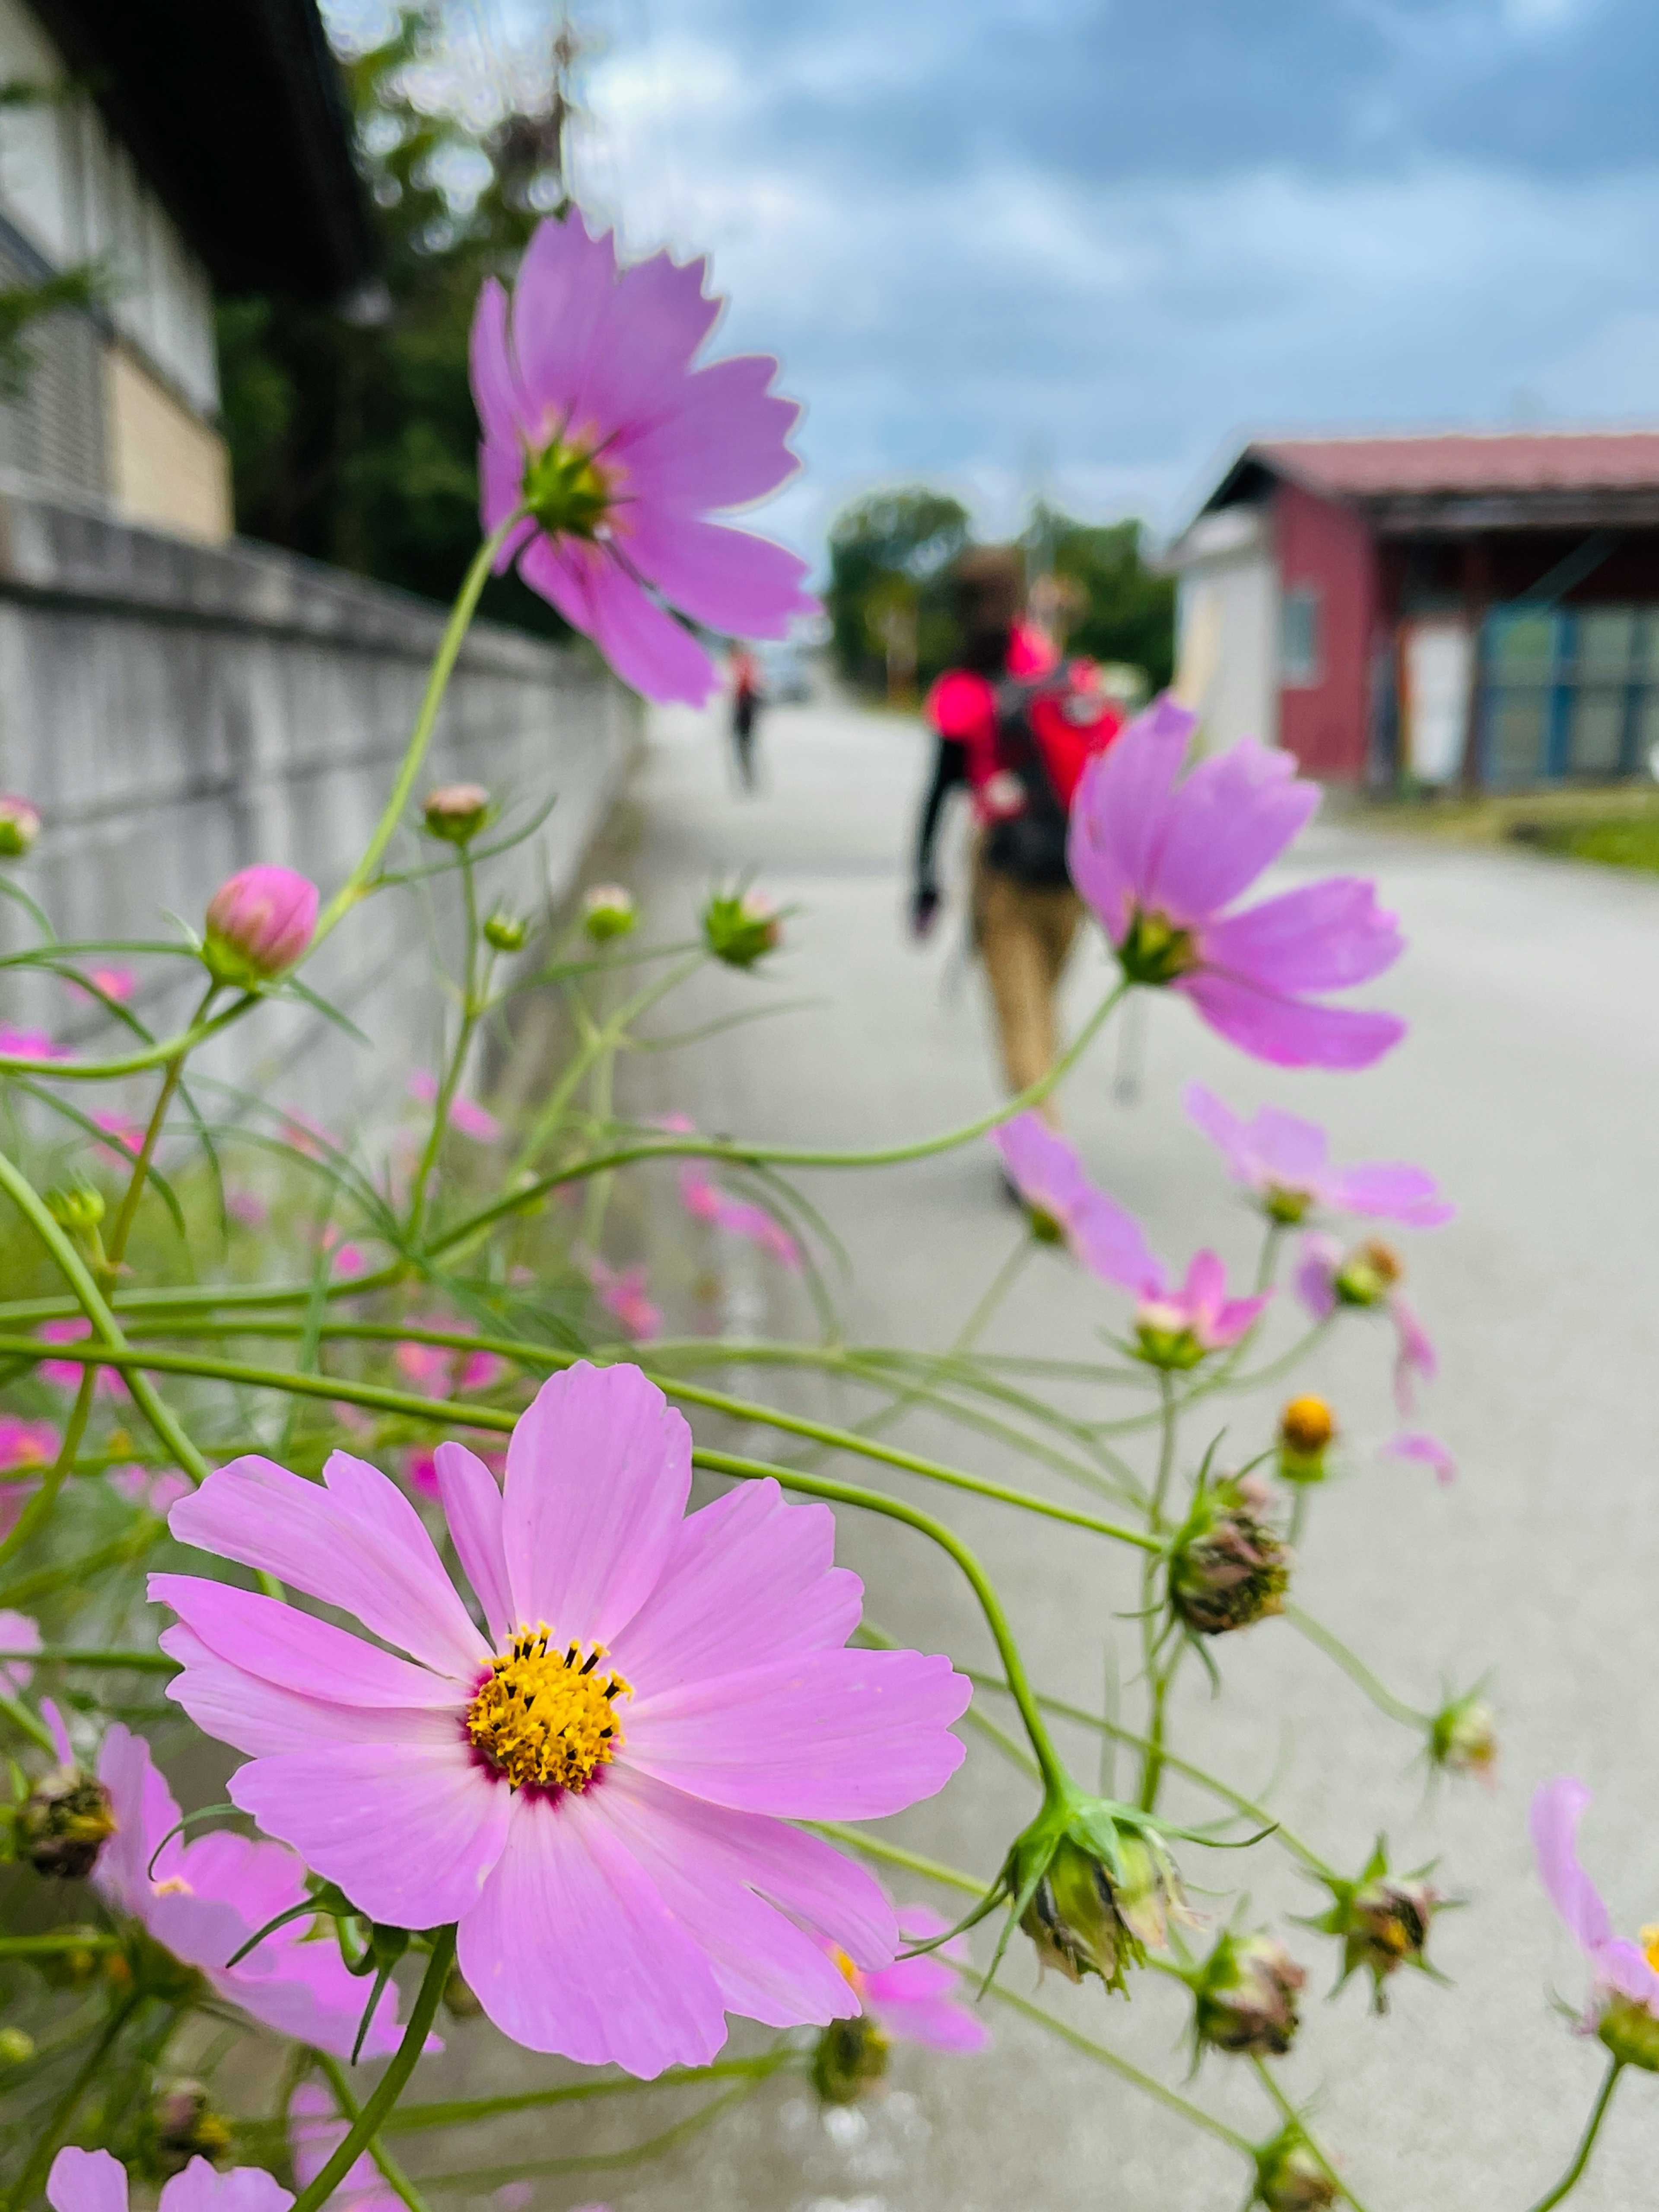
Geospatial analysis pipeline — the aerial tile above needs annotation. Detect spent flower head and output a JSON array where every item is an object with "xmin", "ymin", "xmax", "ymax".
[
  {"xmin": 1429, "ymin": 1691, "xmax": 1497, "ymax": 1783},
  {"xmin": 1191, "ymin": 1929, "xmax": 1306, "ymax": 2059},
  {"xmin": 1310, "ymin": 1840, "xmax": 1443, "ymax": 2012},
  {"xmin": 1253, "ymin": 2129, "xmax": 1338, "ymax": 2212},
  {"xmin": 1169, "ymin": 1472, "xmax": 1290, "ymax": 1637}
]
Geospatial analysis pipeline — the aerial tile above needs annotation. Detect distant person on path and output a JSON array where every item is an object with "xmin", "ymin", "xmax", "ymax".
[
  {"xmin": 729, "ymin": 644, "xmax": 763, "ymax": 791},
  {"xmin": 910, "ymin": 547, "xmax": 1124, "ymax": 1126}
]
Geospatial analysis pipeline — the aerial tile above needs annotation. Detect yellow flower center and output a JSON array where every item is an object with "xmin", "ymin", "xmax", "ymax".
[
  {"xmin": 828, "ymin": 1944, "xmax": 863, "ymax": 1993},
  {"xmin": 1640, "ymin": 1923, "xmax": 1659, "ymax": 1973},
  {"xmin": 466, "ymin": 1624, "xmax": 632, "ymax": 1793}
]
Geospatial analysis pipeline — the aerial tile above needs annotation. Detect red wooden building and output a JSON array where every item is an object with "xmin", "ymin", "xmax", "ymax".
[{"xmin": 1169, "ymin": 429, "xmax": 1659, "ymax": 788}]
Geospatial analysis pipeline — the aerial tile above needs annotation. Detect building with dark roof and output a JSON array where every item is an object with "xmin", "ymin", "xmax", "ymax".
[
  {"xmin": 1169, "ymin": 428, "xmax": 1659, "ymax": 789},
  {"xmin": 0, "ymin": 0, "xmax": 369, "ymax": 541}
]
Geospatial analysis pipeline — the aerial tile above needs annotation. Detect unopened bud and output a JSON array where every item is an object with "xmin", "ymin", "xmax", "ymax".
[
  {"xmin": 582, "ymin": 883, "xmax": 637, "ymax": 942},
  {"xmin": 1334, "ymin": 1238, "xmax": 1402, "ymax": 1308},
  {"xmin": 1278, "ymin": 1395, "xmax": 1335, "ymax": 1484},
  {"xmin": 443, "ymin": 1966, "xmax": 484, "ymax": 2020},
  {"xmin": 1429, "ymin": 1693, "xmax": 1497, "ymax": 1782},
  {"xmin": 143, "ymin": 2079, "xmax": 232, "ymax": 2177},
  {"xmin": 1599, "ymin": 1992, "xmax": 1659, "ymax": 2072},
  {"xmin": 423, "ymin": 782, "xmax": 492, "ymax": 845},
  {"xmin": 483, "ymin": 909, "xmax": 528, "ymax": 953},
  {"xmin": 45, "ymin": 1181, "xmax": 106, "ymax": 1235},
  {"xmin": 202, "ymin": 865, "xmax": 318, "ymax": 988},
  {"xmin": 0, "ymin": 2025, "xmax": 33, "ymax": 2063},
  {"xmin": 1021, "ymin": 1833, "xmax": 1176, "ymax": 1996},
  {"xmin": 703, "ymin": 887, "xmax": 781, "ymax": 968},
  {"xmin": 1255, "ymin": 2132, "xmax": 1337, "ymax": 2212},
  {"xmin": 0, "ymin": 796, "xmax": 40, "ymax": 858},
  {"xmin": 810, "ymin": 2013, "xmax": 890, "ymax": 2104},
  {"xmin": 18, "ymin": 1767, "xmax": 115, "ymax": 1879},
  {"xmin": 1170, "ymin": 1474, "xmax": 1290, "ymax": 1637},
  {"xmin": 1193, "ymin": 1932, "xmax": 1306, "ymax": 2059}
]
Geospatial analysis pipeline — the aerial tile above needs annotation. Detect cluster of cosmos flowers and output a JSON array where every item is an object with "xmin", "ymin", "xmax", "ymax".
[{"xmin": 0, "ymin": 205, "xmax": 1640, "ymax": 2212}]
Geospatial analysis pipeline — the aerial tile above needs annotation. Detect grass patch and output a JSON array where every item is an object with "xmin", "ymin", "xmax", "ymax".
[{"xmin": 1506, "ymin": 815, "xmax": 1659, "ymax": 874}]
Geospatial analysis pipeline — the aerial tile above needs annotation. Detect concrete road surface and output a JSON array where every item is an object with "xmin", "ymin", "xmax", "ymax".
[{"xmin": 432, "ymin": 692, "xmax": 1659, "ymax": 2212}]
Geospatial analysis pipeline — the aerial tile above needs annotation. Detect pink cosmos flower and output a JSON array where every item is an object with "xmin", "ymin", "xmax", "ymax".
[
  {"xmin": 1531, "ymin": 1777, "xmax": 1659, "ymax": 2028},
  {"xmin": 471, "ymin": 213, "xmax": 816, "ymax": 706},
  {"xmin": 1379, "ymin": 1432, "xmax": 1457, "ymax": 1487},
  {"xmin": 394, "ymin": 1335, "xmax": 507, "ymax": 1398},
  {"xmin": 290, "ymin": 2083, "xmax": 398, "ymax": 2212},
  {"xmin": 49, "ymin": 2149, "xmax": 290, "ymax": 2212},
  {"xmin": 108, "ymin": 1464, "xmax": 193, "ymax": 1514},
  {"xmin": 66, "ymin": 965, "xmax": 136, "ymax": 1005},
  {"xmin": 1295, "ymin": 1234, "xmax": 1437, "ymax": 1414},
  {"xmin": 203, "ymin": 866, "xmax": 318, "ymax": 987},
  {"xmin": 1182, "ymin": 1085, "xmax": 1452, "ymax": 1228},
  {"xmin": 830, "ymin": 1902, "xmax": 990, "ymax": 2055},
  {"xmin": 279, "ymin": 1110, "xmax": 337, "ymax": 1160},
  {"xmin": 0, "ymin": 1416, "xmax": 59, "ymax": 1541},
  {"xmin": 92, "ymin": 1723, "xmax": 408, "ymax": 2057},
  {"xmin": 590, "ymin": 1260, "xmax": 663, "ymax": 1341},
  {"xmin": 992, "ymin": 1112, "xmax": 1268, "ymax": 1354},
  {"xmin": 152, "ymin": 1362, "xmax": 969, "ymax": 2075},
  {"xmin": 1067, "ymin": 696, "xmax": 1405, "ymax": 1069},
  {"xmin": 409, "ymin": 1070, "xmax": 501, "ymax": 1144},
  {"xmin": 0, "ymin": 1605, "xmax": 40, "ymax": 1691},
  {"xmin": 0, "ymin": 1026, "xmax": 70, "ymax": 1061},
  {"xmin": 678, "ymin": 1166, "xmax": 802, "ymax": 1271},
  {"xmin": 93, "ymin": 1111, "xmax": 146, "ymax": 1157},
  {"xmin": 37, "ymin": 1318, "xmax": 126, "ymax": 1398},
  {"xmin": 318, "ymin": 1226, "xmax": 367, "ymax": 1279},
  {"xmin": 226, "ymin": 1186, "xmax": 270, "ymax": 1230}
]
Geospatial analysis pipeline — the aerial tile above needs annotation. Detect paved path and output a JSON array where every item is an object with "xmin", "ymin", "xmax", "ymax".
[{"xmin": 462, "ymin": 694, "xmax": 1659, "ymax": 2211}]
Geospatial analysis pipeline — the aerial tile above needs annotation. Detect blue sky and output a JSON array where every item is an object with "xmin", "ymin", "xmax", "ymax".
[{"xmin": 329, "ymin": 0, "xmax": 1659, "ymax": 560}]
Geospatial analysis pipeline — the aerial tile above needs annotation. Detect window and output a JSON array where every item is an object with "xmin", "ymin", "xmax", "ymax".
[{"xmin": 1281, "ymin": 586, "xmax": 1322, "ymax": 688}]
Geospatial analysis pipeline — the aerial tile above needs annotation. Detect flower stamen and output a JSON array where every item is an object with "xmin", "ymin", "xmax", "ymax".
[{"xmin": 466, "ymin": 1624, "xmax": 632, "ymax": 1793}]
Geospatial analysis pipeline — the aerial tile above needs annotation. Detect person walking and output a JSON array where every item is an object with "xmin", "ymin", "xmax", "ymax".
[
  {"xmin": 910, "ymin": 547, "xmax": 1124, "ymax": 1127},
  {"xmin": 729, "ymin": 643, "xmax": 763, "ymax": 791}
]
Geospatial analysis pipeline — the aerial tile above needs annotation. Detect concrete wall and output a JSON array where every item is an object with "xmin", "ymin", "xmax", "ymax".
[{"xmin": 0, "ymin": 481, "xmax": 641, "ymax": 1134}]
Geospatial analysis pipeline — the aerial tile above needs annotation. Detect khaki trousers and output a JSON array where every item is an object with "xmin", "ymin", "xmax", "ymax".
[{"xmin": 972, "ymin": 847, "xmax": 1084, "ymax": 1126}]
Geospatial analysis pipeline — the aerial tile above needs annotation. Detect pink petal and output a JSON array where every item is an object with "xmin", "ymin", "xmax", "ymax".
[
  {"xmin": 626, "ymin": 1646, "xmax": 969, "ymax": 1819},
  {"xmin": 1198, "ymin": 877, "xmax": 1404, "ymax": 993},
  {"xmin": 41, "ymin": 1697, "xmax": 71, "ymax": 1765},
  {"xmin": 1293, "ymin": 1234, "xmax": 1341, "ymax": 1320},
  {"xmin": 502, "ymin": 1363, "xmax": 690, "ymax": 1648},
  {"xmin": 1179, "ymin": 1083, "xmax": 1255, "ymax": 1181},
  {"xmin": 1176, "ymin": 970, "xmax": 1407, "ymax": 1071},
  {"xmin": 590, "ymin": 245, "xmax": 721, "ymax": 416},
  {"xmin": 611, "ymin": 1477, "xmax": 861, "ymax": 1691},
  {"xmin": 1143, "ymin": 739, "xmax": 1319, "ymax": 925},
  {"xmin": 468, "ymin": 276, "xmax": 521, "ymax": 449},
  {"xmin": 0, "ymin": 1605, "xmax": 39, "ymax": 1692},
  {"xmin": 621, "ymin": 511, "xmax": 816, "ymax": 639},
  {"xmin": 519, "ymin": 534, "xmax": 718, "ymax": 706},
  {"xmin": 1379, "ymin": 1431, "xmax": 1457, "ymax": 1486},
  {"xmin": 94, "ymin": 1723, "xmax": 185, "ymax": 1915},
  {"xmin": 582, "ymin": 1765, "xmax": 860, "ymax": 2028},
  {"xmin": 290, "ymin": 2083, "xmax": 397, "ymax": 2212},
  {"xmin": 1531, "ymin": 1777, "xmax": 1615, "ymax": 1958},
  {"xmin": 456, "ymin": 1791, "xmax": 726, "ymax": 2072},
  {"xmin": 1325, "ymin": 1162, "xmax": 1455, "ymax": 1227},
  {"xmin": 168, "ymin": 1453, "xmax": 488, "ymax": 1683},
  {"xmin": 228, "ymin": 1742, "xmax": 511, "ymax": 1928},
  {"xmin": 1390, "ymin": 1295, "xmax": 1437, "ymax": 1415},
  {"xmin": 48, "ymin": 2150, "xmax": 130, "ymax": 2212},
  {"xmin": 991, "ymin": 1111, "xmax": 1089, "ymax": 1221},
  {"xmin": 1243, "ymin": 1104, "xmax": 1331, "ymax": 1188},
  {"xmin": 159, "ymin": 2165, "xmax": 292, "ymax": 2212},
  {"xmin": 1066, "ymin": 695, "xmax": 1195, "ymax": 941},
  {"xmin": 615, "ymin": 353, "xmax": 802, "ymax": 512},
  {"xmin": 149, "ymin": 1576, "xmax": 462, "ymax": 1711},
  {"xmin": 160, "ymin": 1626, "xmax": 458, "ymax": 1758},
  {"xmin": 509, "ymin": 210, "xmax": 620, "ymax": 430},
  {"xmin": 435, "ymin": 1441, "xmax": 513, "ymax": 1646}
]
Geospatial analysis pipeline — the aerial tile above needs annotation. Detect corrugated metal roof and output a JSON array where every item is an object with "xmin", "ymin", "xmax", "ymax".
[{"xmin": 1255, "ymin": 429, "xmax": 1659, "ymax": 498}]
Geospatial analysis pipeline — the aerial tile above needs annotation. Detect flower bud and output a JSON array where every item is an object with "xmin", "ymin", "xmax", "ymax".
[
  {"xmin": 1192, "ymin": 1932, "xmax": 1306, "ymax": 2058},
  {"xmin": 810, "ymin": 2013, "xmax": 891, "ymax": 2105},
  {"xmin": 1170, "ymin": 1474, "xmax": 1290, "ymax": 1637},
  {"xmin": 1278, "ymin": 1395, "xmax": 1335, "ymax": 1484},
  {"xmin": 703, "ymin": 887, "xmax": 781, "ymax": 968},
  {"xmin": 1020, "ymin": 1832, "xmax": 1177, "ymax": 1995},
  {"xmin": 0, "ymin": 2025, "xmax": 33, "ymax": 2063},
  {"xmin": 1254, "ymin": 2131, "xmax": 1338, "ymax": 2212},
  {"xmin": 1599, "ymin": 1993, "xmax": 1659, "ymax": 2072},
  {"xmin": 0, "ymin": 796, "xmax": 41, "ymax": 858},
  {"xmin": 423, "ymin": 782, "xmax": 492, "ymax": 844},
  {"xmin": 1132, "ymin": 1299, "xmax": 1207, "ymax": 1372},
  {"xmin": 45, "ymin": 1180, "xmax": 106, "ymax": 1236},
  {"xmin": 582, "ymin": 883, "xmax": 638, "ymax": 942},
  {"xmin": 1333, "ymin": 1238, "xmax": 1402, "ymax": 1308},
  {"xmin": 1428, "ymin": 1691, "xmax": 1497, "ymax": 1782},
  {"xmin": 444, "ymin": 1966, "xmax": 484, "ymax": 2020},
  {"xmin": 17, "ymin": 1765, "xmax": 116, "ymax": 1879},
  {"xmin": 201, "ymin": 866, "xmax": 318, "ymax": 988},
  {"xmin": 484, "ymin": 909, "xmax": 528, "ymax": 953},
  {"xmin": 1315, "ymin": 1845, "xmax": 1441, "ymax": 2012},
  {"xmin": 142, "ymin": 2079, "xmax": 233, "ymax": 2177}
]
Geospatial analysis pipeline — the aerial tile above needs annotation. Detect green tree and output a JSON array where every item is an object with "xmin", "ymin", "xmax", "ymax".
[
  {"xmin": 825, "ymin": 486, "xmax": 971, "ymax": 695},
  {"xmin": 1028, "ymin": 503, "xmax": 1175, "ymax": 689},
  {"xmin": 215, "ymin": 6, "xmax": 569, "ymax": 635}
]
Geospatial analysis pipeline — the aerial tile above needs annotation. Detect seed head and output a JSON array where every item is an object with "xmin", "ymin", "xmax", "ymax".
[
  {"xmin": 17, "ymin": 1766, "xmax": 116, "ymax": 1880},
  {"xmin": 1170, "ymin": 1474, "xmax": 1290, "ymax": 1636}
]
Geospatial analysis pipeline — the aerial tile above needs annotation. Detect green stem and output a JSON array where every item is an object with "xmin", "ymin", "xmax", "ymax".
[
  {"xmin": 1525, "ymin": 2057, "xmax": 1624, "ymax": 2212},
  {"xmin": 431, "ymin": 978, "xmax": 1128, "ymax": 1253},
  {"xmin": 0, "ymin": 1688, "xmax": 56, "ymax": 1754},
  {"xmin": 287, "ymin": 1929, "xmax": 454, "ymax": 2212},
  {"xmin": 405, "ymin": 850, "xmax": 485, "ymax": 1246},
  {"xmin": 374, "ymin": 2054, "xmax": 792, "ymax": 2137},
  {"xmin": 103, "ymin": 982, "xmax": 215, "ymax": 1268},
  {"xmin": 0, "ymin": 1934, "xmax": 123, "ymax": 1957},
  {"xmin": 312, "ymin": 2053, "xmax": 432, "ymax": 2212},
  {"xmin": 9, "ymin": 1996, "xmax": 138, "ymax": 2209},
  {"xmin": 0, "ymin": 995, "xmax": 255, "ymax": 1083},
  {"xmin": 1139, "ymin": 1372, "xmax": 1178, "ymax": 1809},
  {"xmin": 311, "ymin": 513, "xmax": 524, "ymax": 950},
  {"xmin": 1285, "ymin": 1603, "xmax": 1430, "ymax": 1730},
  {"xmin": 0, "ymin": 1648, "xmax": 175, "ymax": 1672},
  {"xmin": 1249, "ymin": 2057, "xmax": 1373, "ymax": 2212},
  {"xmin": 0, "ymin": 1367, "xmax": 95, "ymax": 1573}
]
